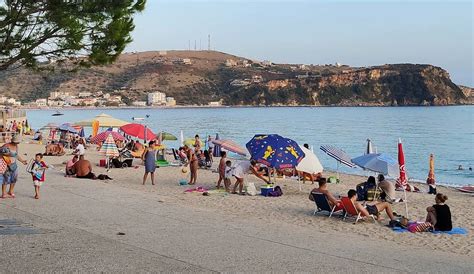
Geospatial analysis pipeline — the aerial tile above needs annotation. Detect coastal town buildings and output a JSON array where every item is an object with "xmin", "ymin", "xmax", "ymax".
[{"xmin": 147, "ymin": 92, "xmax": 167, "ymax": 105}]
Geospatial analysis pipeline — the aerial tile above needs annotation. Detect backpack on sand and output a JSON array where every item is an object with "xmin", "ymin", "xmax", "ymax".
[{"xmin": 268, "ymin": 186, "xmax": 283, "ymax": 197}]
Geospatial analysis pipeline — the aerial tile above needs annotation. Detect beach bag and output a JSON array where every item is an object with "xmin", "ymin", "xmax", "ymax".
[
  {"xmin": 246, "ymin": 182, "xmax": 257, "ymax": 196},
  {"xmin": 268, "ymin": 186, "xmax": 283, "ymax": 197},
  {"xmin": 0, "ymin": 157, "xmax": 7, "ymax": 174},
  {"xmin": 408, "ymin": 222, "xmax": 432, "ymax": 233}
]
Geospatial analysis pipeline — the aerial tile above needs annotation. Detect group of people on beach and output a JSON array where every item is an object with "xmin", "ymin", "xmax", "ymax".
[{"xmin": 309, "ymin": 175, "xmax": 452, "ymax": 232}]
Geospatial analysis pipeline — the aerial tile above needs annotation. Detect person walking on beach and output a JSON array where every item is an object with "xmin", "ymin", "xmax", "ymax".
[
  {"xmin": 232, "ymin": 160, "xmax": 269, "ymax": 195},
  {"xmin": 216, "ymin": 151, "xmax": 227, "ymax": 189},
  {"xmin": 0, "ymin": 135, "xmax": 28, "ymax": 198},
  {"xmin": 30, "ymin": 153, "xmax": 48, "ymax": 199},
  {"xmin": 142, "ymin": 141, "xmax": 157, "ymax": 185}
]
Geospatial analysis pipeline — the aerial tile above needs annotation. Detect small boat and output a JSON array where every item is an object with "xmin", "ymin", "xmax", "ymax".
[
  {"xmin": 132, "ymin": 115, "xmax": 150, "ymax": 121},
  {"xmin": 52, "ymin": 111, "xmax": 64, "ymax": 116},
  {"xmin": 458, "ymin": 186, "xmax": 474, "ymax": 193}
]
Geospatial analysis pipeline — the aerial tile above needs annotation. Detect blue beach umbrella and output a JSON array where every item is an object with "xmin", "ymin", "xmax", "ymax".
[
  {"xmin": 213, "ymin": 133, "xmax": 221, "ymax": 157},
  {"xmin": 351, "ymin": 153, "xmax": 399, "ymax": 177},
  {"xmin": 246, "ymin": 134, "xmax": 305, "ymax": 169},
  {"xmin": 58, "ymin": 123, "xmax": 78, "ymax": 134}
]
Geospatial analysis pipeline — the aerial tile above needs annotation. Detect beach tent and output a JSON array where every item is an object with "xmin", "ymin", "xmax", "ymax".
[{"xmin": 75, "ymin": 113, "xmax": 128, "ymax": 128}]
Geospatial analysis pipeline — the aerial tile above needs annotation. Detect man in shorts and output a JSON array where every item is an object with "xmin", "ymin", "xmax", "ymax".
[
  {"xmin": 232, "ymin": 160, "xmax": 269, "ymax": 195},
  {"xmin": 348, "ymin": 189, "xmax": 396, "ymax": 221}
]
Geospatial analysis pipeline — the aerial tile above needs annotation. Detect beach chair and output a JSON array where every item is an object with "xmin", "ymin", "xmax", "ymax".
[
  {"xmin": 341, "ymin": 197, "xmax": 376, "ymax": 224},
  {"xmin": 311, "ymin": 192, "xmax": 342, "ymax": 218}
]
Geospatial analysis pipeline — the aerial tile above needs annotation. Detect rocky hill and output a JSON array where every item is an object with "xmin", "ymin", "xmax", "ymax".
[{"xmin": 0, "ymin": 50, "xmax": 470, "ymax": 106}]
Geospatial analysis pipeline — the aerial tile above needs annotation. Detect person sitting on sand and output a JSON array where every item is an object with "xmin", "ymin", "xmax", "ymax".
[
  {"xmin": 73, "ymin": 139, "xmax": 85, "ymax": 156},
  {"xmin": 377, "ymin": 174, "xmax": 400, "ymax": 202},
  {"xmin": 426, "ymin": 193, "xmax": 452, "ymax": 231},
  {"xmin": 65, "ymin": 155, "xmax": 79, "ymax": 176},
  {"xmin": 347, "ymin": 189, "xmax": 396, "ymax": 221},
  {"xmin": 73, "ymin": 155, "xmax": 97, "ymax": 179},
  {"xmin": 309, "ymin": 178, "xmax": 344, "ymax": 211},
  {"xmin": 232, "ymin": 160, "xmax": 270, "ymax": 195}
]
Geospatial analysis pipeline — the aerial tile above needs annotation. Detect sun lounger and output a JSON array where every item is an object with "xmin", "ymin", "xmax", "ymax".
[
  {"xmin": 311, "ymin": 192, "xmax": 342, "ymax": 218},
  {"xmin": 341, "ymin": 197, "xmax": 376, "ymax": 224}
]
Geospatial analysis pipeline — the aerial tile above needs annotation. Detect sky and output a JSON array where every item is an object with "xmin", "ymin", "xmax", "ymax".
[{"xmin": 126, "ymin": 0, "xmax": 473, "ymax": 86}]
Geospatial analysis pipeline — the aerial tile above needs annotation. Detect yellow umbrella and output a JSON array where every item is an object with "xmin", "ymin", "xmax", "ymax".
[
  {"xmin": 92, "ymin": 120, "xmax": 99, "ymax": 137},
  {"xmin": 74, "ymin": 113, "xmax": 128, "ymax": 128}
]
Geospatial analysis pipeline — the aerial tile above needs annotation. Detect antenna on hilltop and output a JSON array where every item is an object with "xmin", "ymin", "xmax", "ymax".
[
  {"xmin": 208, "ymin": 34, "xmax": 211, "ymax": 51},
  {"xmin": 194, "ymin": 40, "xmax": 197, "ymax": 51},
  {"xmin": 188, "ymin": 40, "xmax": 190, "ymax": 51}
]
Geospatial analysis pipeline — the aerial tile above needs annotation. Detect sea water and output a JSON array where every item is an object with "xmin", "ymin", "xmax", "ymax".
[{"xmin": 27, "ymin": 106, "xmax": 474, "ymax": 186}]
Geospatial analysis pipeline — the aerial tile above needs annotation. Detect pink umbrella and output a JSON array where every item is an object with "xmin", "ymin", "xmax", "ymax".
[
  {"xmin": 212, "ymin": 139, "xmax": 247, "ymax": 156},
  {"xmin": 90, "ymin": 131, "xmax": 125, "ymax": 144}
]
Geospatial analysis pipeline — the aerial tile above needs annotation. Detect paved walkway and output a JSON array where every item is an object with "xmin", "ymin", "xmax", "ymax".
[{"xmin": 1, "ymin": 179, "xmax": 472, "ymax": 272}]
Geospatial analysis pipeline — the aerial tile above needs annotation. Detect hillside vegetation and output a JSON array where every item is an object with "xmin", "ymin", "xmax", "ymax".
[{"xmin": 0, "ymin": 50, "xmax": 470, "ymax": 106}]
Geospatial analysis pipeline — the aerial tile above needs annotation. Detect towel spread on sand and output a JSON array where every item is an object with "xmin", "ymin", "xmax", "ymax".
[{"xmin": 392, "ymin": 227, "xmax": 468, "ymax": 235}]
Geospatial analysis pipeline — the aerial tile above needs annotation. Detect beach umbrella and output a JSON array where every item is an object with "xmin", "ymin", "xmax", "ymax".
[
  {"xmin": 90, "ymin": 131, "xmax": 125, "ymax": 144},
  {"xmin": 296, "ymin": 145, "xmax": 324, "ymax": 174},
  {"xmin": 366, "ymin": 139, "xmax": 374, "ymax": 154},
  {"xmin": 183, "ymin": 138, "xmax": 195, "ymax": 147},
  {"xmin": 58, "ymin": 123, "xmax": 79, "ymax": 134},
  {"xmin": 40, "ymin": 123, "xmax": 58, "ymax": 130},
  {"xmin": 246, "ymin": 134, "xmax": 305, "ymax": 169},
  {"xmin": 428, "ymin": 153, "xmax": 435, "ymax": 180},
  {"xmin": 120, "ymin": 123, "xmax": 156, "ymax": 141},
  {"xmin": 351, "ymin": 153, "xmax": 399, "ymax": 177},
  {"xmin": 99, "ymin": 133, "xmax": 119, "ymax": 171},
  {"xmin": 212, "ymin": 139, "xmax": 247, "ymax": 156},
  {"xmin": 92, "ymin": 120, "xmax": 99, "ymax": 137},
  {"xmin": 159, "ymin": 131, "xmax": 177, "ymax": 141},
  {"xmin": 396, "ymin": 138, "xmax": 409, "ymax": 189},
  {"xmin": 213, "ymin": 133, "xmax": 222, "ymax": 157},
  {"xmin": 75, "ymin": 113, "xmax": 128, "ymax": 128},
  {"xmin": 320, "ymin": 145, "xmax": 356, "ymax": 179}
]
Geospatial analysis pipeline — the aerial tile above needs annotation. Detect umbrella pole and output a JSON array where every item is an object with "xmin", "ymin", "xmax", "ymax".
[{"xmin": 403, "ymin": 187, "xmax": 409, "ymax": 218}]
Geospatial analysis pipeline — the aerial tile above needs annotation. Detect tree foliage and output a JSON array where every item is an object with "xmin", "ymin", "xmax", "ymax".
[{"xmin": 0, "ymin": 0, "xmax": 145, "ymax": 70}]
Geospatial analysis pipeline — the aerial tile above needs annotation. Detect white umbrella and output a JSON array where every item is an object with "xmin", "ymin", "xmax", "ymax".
[{"xmin": 296, "ymin": 146, "xmax": 323, "ymax": 174}]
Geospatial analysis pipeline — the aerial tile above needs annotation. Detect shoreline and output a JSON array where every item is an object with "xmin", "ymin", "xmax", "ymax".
[{"xmin": 21, "ymin": 104, "xmax": 474, "ymax": 111}]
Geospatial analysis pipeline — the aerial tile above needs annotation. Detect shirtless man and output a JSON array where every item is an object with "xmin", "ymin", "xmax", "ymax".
[
  {"xmin": 347, "ymin": 189, "xmax": 395, "ymax": 221},
  {"xmin": 309, "ymin": 178, "xmax": 343, "ymax": 211},
  {"xmin": 184, "ymin": 145, "xmax": 198, "ymax": 185},
  {"xmin": 73, "ymin": 155, "xmax": 96, "ymax": 179}
]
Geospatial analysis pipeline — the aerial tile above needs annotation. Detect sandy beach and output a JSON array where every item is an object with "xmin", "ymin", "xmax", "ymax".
[{"xmin": 0, "ymin": 140, "xmax": 472, "ymax": 272}]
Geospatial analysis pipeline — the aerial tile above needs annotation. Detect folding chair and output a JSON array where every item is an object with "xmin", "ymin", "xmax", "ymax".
[
  {"xmin": 341, "ymin": 197, "xmax": 376, "ymax": 224},
  {"xmin": 311, "ymin": 192, "xmax": 342, "ymax": 218}
]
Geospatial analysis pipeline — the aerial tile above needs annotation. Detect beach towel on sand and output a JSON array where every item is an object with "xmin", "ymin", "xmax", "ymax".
[{"xmin": 392, "ymin": 227, "xmax": 467, "ymax": 235}]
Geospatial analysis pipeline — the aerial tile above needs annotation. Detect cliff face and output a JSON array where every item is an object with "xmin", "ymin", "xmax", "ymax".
[{"xmin": 0, "ymin": 50, "xmax": 469, "ymax": 106}]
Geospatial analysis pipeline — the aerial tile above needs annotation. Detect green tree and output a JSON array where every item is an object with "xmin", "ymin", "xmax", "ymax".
[{"xmin": 0, "ymin": 0, "xmax": 146, "ymax": 70}]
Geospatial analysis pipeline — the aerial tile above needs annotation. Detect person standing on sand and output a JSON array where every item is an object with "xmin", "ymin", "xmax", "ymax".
[
  {"xmin": 184, "ymin": 145, "xmax": 198, "ymax": 185},
  {"xmin": 0, "ymin": 135, "xmax": 28, "ymax": 198},
  {"xmin": 232, "ymin": 160, "xmax": 269, "ymax": 195},
  {"xmin": 216, "ymin": 151, "xmax": 227, "ymax": 189},
  {"xmin": 193, "ymin": 135, "xmax": 201, "ymax": 152},
  {"xmin": 142, "ymin": 141, "xmax": 157, "ymax": 185},
  {"xmin": 30, "ymin": 153, "xmax": 48, "ymax": 199}
]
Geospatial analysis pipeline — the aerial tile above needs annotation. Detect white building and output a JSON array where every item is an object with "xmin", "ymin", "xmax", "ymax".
[
  {"xmin": 0, "ymin": 96, "xmax": 7, "ymax": 104},
  {"xmin": 78, "ymin": 92, "xmax": 92, "ymax": 98},
  {"xmin": 225, "ymin": 59, "xmax": 238, "ymax": 67},
  {"xmin": 35, "ymin": 99, "xmax": 48, "ymax": 107},
  {"xmin": 108, "ymin": 96, "xmax": 122, "ymax": 103},
  {"xmin": 132, "ymin": 101, "xmax": 147, "ymax": 107},
  {"xmin": 208, "ymin": 101, "xmax": 221, "ymax": 107},
  {"xmin": 159, "ymin": 51, "xmax": 167, "ymax": 56},
  {"xmin": 148, "ymin": 92, "xmax": 167, "ymax": 105},
  {"xmin": 165, "ymin": 97, "xmax": 176, "ymax": 106},
  {"xmin": 48, "ymin": 100, "xmax": 65, "ymax": 107},
  {"xmin": 182, "ymin": 58, "xmax": 192, "ymax": 65}
]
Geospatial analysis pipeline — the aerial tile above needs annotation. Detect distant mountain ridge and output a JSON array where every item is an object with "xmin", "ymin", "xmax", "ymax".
[{"xmin": 0, "ymin": 50, "xmax": 470, "ymax": 106}]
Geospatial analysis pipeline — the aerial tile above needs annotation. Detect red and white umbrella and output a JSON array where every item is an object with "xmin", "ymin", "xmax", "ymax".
[
  {"xmin": 212, "ymin": 139, "xmax": 247, "ymax": 156},
  {"xmin": 90, "ymin": 131, "xmax": 125, "ymax": 144},
  {"xmin": 120, "ymin": 123, "xmax": 156, "ymax": 141},
  {"xmin": 396, "ymin": 138, "xmax": 408, "ymax": 189}
]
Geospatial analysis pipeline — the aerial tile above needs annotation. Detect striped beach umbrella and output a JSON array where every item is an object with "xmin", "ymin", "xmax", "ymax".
[
  {"xmin": 212, "ymin": 139, "xmax": 247, "ymax": 156},
  {"xmin": 99, "ymin": 133, "xmax": 119, "ymax": 158},
  {"xmin": 90, "ymin": 131, "xmax": 125, "ymax": 144},
  {"xmin": 320, "ymin": 145, "xmax": 356, "ymax": 168}
]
